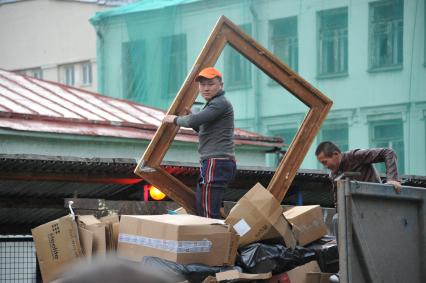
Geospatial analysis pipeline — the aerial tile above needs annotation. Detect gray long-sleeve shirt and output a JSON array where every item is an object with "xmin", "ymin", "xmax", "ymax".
[{"xmin": 175, "ymin": 91, "xmax": 235, "ymax": 161}]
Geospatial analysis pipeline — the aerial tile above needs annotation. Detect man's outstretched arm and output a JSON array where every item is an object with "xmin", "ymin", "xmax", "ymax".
[{"xmin": 353, "ymin": 148, "xmax": 401, "ymax": 193}]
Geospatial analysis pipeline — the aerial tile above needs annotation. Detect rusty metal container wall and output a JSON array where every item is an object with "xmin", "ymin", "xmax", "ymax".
[{"xmin": 337, "ymin": 180, "xmax": 426, "ymax": 283}]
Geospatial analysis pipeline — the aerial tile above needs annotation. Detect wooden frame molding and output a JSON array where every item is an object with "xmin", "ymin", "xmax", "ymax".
[{"xmin": 134, "ymin": 16, "xmax": 333, "ymax": 213}]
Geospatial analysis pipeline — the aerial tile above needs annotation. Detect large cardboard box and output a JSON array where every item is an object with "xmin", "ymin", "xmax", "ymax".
[
  {"xmin": 283, "ymin": 205, "xmax": 327, "ymax": 246},
  {"xmin": 225, "ymin": 183, "xmax": 296, "ymax": 248},
  {"xmin": 32, "ymin": 215, "xmax": 83, "ymax": 283},
  {"xmin": 117, "ymin": 214, "xmax": 239, "ymax": 266}
]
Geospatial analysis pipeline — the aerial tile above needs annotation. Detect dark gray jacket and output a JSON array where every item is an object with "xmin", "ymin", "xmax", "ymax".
[{"xmin": 175, "ymin": 91, "xmax": 235, "ymax": 161}]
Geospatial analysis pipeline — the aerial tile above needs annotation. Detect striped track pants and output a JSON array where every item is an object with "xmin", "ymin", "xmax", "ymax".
[{"xmin": 196, "ymin": 158, "xmax": 236, "ymax": 219}]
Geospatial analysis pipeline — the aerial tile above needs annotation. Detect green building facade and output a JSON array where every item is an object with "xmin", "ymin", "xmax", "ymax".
[{"xmin": 91, "ymin": 0, "xmax": 426, "ymax": 175}]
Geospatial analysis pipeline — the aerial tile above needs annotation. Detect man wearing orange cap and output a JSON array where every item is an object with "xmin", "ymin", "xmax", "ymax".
[{"xmin": 163, "ymin": 67, "xmax": 236, "ymax": 219}]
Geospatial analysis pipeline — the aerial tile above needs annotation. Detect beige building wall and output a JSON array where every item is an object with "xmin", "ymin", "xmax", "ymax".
[{"xmin": 0, "ymin": 0, "xmax": 128, "ymax": 92}]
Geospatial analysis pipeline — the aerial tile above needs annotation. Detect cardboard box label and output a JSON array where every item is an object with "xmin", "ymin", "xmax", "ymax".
[
  {"xmin": 119, "ymin": 233, "xmax": 213, "ymax": 253},
  {"xmin": 233, "ymin": 219, "xmax": 251, "ymax": 237}
]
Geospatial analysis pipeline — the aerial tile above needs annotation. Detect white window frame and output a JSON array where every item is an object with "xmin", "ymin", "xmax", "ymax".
[
  {"xmin": 369, "ymin": 119, "xmax": 405, "ymax": 174},
  {"xmin": 64, "ymin": 65, "xmax": 75, "ymax": 86},
  {"xmin": 122, "ymin": 40, "xmax": 146, "ymax": 100},
  {"xmin": 368, "ymin": 0, "xmax": 404, "ymax": 71},
  {"xmin": 225, "ymin": 24, "xmax": 252, "ymax": 90},
  {"xmin": 82, "ymin": 62, "xmax": 92, "ymax": 86},
  {"xmin": 270, "ymin": 16, "xmax": 298, "ymax": 72},
  {"xmin": 317, "ymin": 7, "xmax": 348, "ymax": 78},
  {"xmin": 162, "ymin": 34, "xmax": 187, "ymax": 98}
]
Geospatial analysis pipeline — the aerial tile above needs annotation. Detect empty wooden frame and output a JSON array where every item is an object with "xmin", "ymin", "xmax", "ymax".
[{"xmin": 134, "ymin": 16, "xmax": 333, "ymax": 213}]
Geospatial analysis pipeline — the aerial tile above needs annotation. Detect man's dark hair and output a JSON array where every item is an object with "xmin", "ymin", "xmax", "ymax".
[{"xmin": 315, "ymin": 141, "xmax": 341, "ymax": 157}]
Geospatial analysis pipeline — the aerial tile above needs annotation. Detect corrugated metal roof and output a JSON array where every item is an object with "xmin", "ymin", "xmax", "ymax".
[{"xmin": 0, "ymin": 69, "xmax": 283, "ymax": 147}]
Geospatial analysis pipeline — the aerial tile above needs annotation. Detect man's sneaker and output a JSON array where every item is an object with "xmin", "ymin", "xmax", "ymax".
[{"xmin": 329, "ymin": 273, "xmax": 339, "ymax": 283}]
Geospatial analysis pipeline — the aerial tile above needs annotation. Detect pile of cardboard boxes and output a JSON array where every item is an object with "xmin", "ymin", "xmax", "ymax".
[
  {"xmin": 32, "ymin": 214, "xmax": 119, "ymax": 282},
  {"xmin": 32, "ymin": 183, "xmax": 333, "ymax": 283}
]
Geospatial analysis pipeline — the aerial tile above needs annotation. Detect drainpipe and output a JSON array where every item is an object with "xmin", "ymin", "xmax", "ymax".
[{"xmin": 249, "ymin": 1, "xmax": 262, "ymax": 133}]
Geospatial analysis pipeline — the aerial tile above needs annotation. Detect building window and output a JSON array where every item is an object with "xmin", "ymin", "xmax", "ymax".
[
  {"xmin": 318, "ymin": 7, "xmax": 348, "ymax": 77},
  {"xmin": 369, "ymin": 0, "xmax": 403, "ymax": 70},
  {"xmin": 16, "ymin": 68, "xmax": 43, "ymax": 79},
  {"xmin": 62, "ymin": 65, "xmax": 75, "ymax": 86},
  {"xmin": 320, "ymin": 123, "xmax": 349, "ymax": 152},
  {"xmin": 370, "ymin": 119, "xmax": 405, "ymax": 174},
  {"xmin": 30, "ymin": 68, "xmax": 43, "ymax": 79},
  {"xmin": 122, "ymin": 40, "xmax": 145, "ymax": 100},
  {"xmin": 225, "ymin": 24, "xmax": 252, "ymax": 90},
  {"xmin": 270, "ymin": 16, "xmax": 298, "ymax": 72},
  {"xmin": 82, "ymin": 62, "xmax": 92, "ymax": 86},
  {"xmin": 162, "ymin": 34, "xmax": 187, "ymax": 97}
]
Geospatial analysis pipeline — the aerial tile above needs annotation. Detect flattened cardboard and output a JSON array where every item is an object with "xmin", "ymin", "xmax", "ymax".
[
  {"xmin": 225, "ymin": 183, "xmax": 296, "ymax": 248},
  {"xmin": 77, "ymin": 215, "xmax": 106, "ymax": 257},
  {"xmin": 284, "ymin": 205, "xmax": 327, "ymax": 246},
  {"xmin": 112, "ymin": 222, "xmax": 120, "ymax": 250},
  {"xmin": 100, "ymin": 214, "xmax": 119, "ymax": 251},
  {"xmin": 77, "ymin": 226, "xmax": 93, "ymax": 259},
  {"xmin": 216, "ymin": 270, "xmax": 272, "ymax": 281},
  {"xmin": 118, "ymin": 214, "xmax": 238, "ymax": 266},
  {"xmin": 31, "ymin": 215, "xmax": 83, "ymax": 283}
]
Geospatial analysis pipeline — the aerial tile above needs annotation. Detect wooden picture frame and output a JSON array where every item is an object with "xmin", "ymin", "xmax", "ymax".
[{"xmin": 134, "ymin": 16, "xmax": 332, "ymax": 213}]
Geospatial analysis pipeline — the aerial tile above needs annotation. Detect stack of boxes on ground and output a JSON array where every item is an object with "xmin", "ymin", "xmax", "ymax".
[
  {"xmin": 32, "ymin": 183, "xmax": 338, "ymax": 283},
  {"xmin": 32, "ymin": 214, "xmax": 119, "ymax": 282}
]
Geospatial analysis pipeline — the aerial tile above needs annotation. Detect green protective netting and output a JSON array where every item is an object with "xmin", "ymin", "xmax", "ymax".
[{"xmin": 90, "ymin": 0, "xmax": 425, "ymax": 174}]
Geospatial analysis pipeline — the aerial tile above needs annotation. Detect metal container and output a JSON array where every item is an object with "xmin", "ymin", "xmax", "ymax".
[{"xmin": 337, "ymin": 180, "xmax": 426, "ymax": 283}]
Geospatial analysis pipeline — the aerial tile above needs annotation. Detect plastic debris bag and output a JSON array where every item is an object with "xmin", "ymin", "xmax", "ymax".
[
  {"xmin": 306, "ymin": 235, "xmax": 339, "ymax": 273},
  {"xmin": 237, "ymin": 242, "xmax": 316, "ymax": 274}
]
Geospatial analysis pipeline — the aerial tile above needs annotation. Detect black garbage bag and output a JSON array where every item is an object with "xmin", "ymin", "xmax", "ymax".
[
  {"xmin": 237, "ymin": 243, "xmax": 316, "ymax": 274},
  {"xmin": 306, "ymin": 236, "xmax": 339, "ymax": 273},
  {"xmin": 141, "ymin": 256, "xmax": 241, "ymax": 283}
]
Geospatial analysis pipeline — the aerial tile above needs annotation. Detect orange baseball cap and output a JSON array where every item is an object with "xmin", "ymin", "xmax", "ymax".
[{"xmin": 195, "ymin": 67, "xmax": 222, "ymax": 81}]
